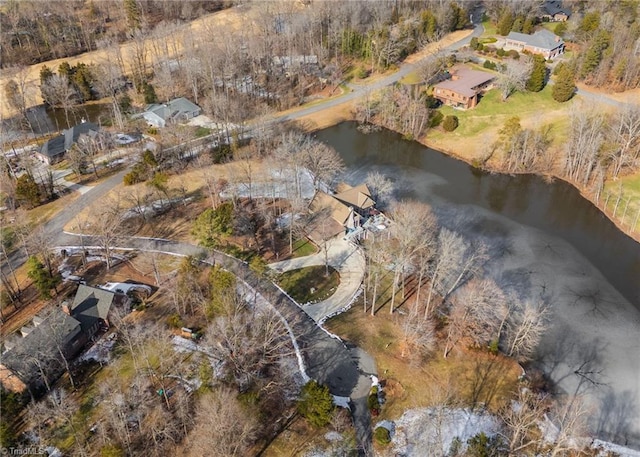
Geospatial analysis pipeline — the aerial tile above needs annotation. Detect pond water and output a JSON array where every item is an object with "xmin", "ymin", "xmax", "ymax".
[{"xmin": 316, "ymin": 122, "xmax": 640, "ymax": 447}]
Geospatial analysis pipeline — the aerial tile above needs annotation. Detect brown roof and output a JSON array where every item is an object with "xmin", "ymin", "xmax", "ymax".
[
  {"xmin": 334, "ymin": 184, "xmax": 375, "ymax": 210},
  {"xmin": 309, "ymin": 191, "xmax": 353, "ymax": 226},
  {"xmin": 434, "ymin": 66, "xmax": 495, "ymax": 98}
]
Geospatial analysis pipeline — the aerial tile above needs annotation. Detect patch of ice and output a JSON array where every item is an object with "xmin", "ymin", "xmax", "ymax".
[{"xmin": 376, "ymin": 420, "xmax": 395, "ymax": 433}]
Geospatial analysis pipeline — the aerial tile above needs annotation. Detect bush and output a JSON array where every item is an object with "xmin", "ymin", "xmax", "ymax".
[
  {"xmin": 425, "ymin": 95, "xmax": 440, "ymax": 109},
  {"xmin": 368, "ymin": 386, "xmax": 381, "ymax": 415},
  {"xmin": 507, "ymin": 49, "xmax": 520, "ymax": 59},
  {"xmin": 429, "ymin": 110, "xmax": 444, "ymax": 127},
  {"xmin": 442, "ymin": 115, "xmax": 459, "ymax": 132},
  {"xmin": 298, "ymin": 381, "xmax": 334, "ymax": 428},
  {"xmin": 166, "ymin": 313, "xmax": 184, "ymax": 329},
  {"xmin": 467, "ymin": 432, "xmax": 503, "ymax": 457},
  {"xmin": 354, "ymin": 66, "xmax": 369, "ymax": 79},
  {"xmin": 483, "ymin": 60, "xmax": 497, "ymax": 70},
  {"xmin": 374, "ymin": 427, "xmax": 391, "ymax": 445},
  {"xmin": 496, "ymin": 48, "xmax": 506, "ymax": 57}
]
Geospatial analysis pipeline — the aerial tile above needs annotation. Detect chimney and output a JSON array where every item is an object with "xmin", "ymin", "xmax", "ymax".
[
  {"xmin": 555, "ymin": 36, "xmax": 560, "ymax": 42},
  {"xmin": 62, "ymin": 302, "xmax": 71, "ymax": 315}
]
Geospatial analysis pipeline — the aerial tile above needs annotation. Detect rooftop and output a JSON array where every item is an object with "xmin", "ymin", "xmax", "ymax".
[
  {"xmin": 434, "ymin": 66, "xmax": 495, "ymax": 98},
  {"xmin": 507, "ymin": 29, "xmax": 564, "ymax": 51}
]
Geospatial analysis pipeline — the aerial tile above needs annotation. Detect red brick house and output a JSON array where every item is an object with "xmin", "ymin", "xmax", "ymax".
[{"xmin": 433, "ymin": 66, "xmax": 495, "ymax": 109}]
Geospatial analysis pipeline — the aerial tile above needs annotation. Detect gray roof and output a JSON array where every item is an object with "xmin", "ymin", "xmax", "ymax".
[
  {"xmin": 507, "ymin": 29, "xmax": 564, "ymax": 51},
  {"xmin": 144, "ymin": 97, "xmax": 200, "ymax": 122},
  {"xmin": 40, "ymin": 121, "xmax": 99, "ymax": 158},
  {"xmin": 542, "ymin": 1, "xmax": 571, "ymax": 17},
  {"xmin": 434, "ymin": 66, "xmax": 495, "ymax": 98},
  {"xmin": 1, "ymin": 308, "xmax": 81, "ymax": 389},
  {"xmin": 70, "ymin": 285, "xmax": 115, "ymax": 335}
]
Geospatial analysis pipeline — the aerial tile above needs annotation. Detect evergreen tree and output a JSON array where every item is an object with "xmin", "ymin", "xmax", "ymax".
[
  {"xmin": 552, "ymin": 64, "xmax": 576, "ymax": 102},
  {"xmin": 39, "ymin": 65, "xmax": 54, "ymax": 85},
  {"xmin": 496, "ymin": 9, "xmax": 514, "ymax": 36},
  {"xmin": 26, "ymin": 256, "xmax": 60, "ymax": 299},
  {"xmin": 15, "ymin": 174, "xmax": 41, "ymax": 208},
  {"xmin": 123, "ymin": 0, "xmax": 142, "ymax": 33},
  {"xmin": 580, "ymin": 30, "xmax": 610, "ymax": 78},
  {"xmin": 297, "ymin": 381, "xmax": 334, "ymax": 428},
  {"xmin": 526, "ymin": 55, "xmax": 546, "ymax": 92},
  {"xmin": 522, "ymin": 17, "xmax": 535, "ymax": 34},
  {"xmin": 142, "ymin": 81, "xmax": 158, "ymax": 104}
]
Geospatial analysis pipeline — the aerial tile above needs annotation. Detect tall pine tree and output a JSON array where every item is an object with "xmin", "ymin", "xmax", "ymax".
[
  {"xmin": 526, "ymin": 55, "xmax": 547, "ymax": 92},
  {"xmin": 552, "ymin": 64, "xmax": 576, "ymax": 102}
]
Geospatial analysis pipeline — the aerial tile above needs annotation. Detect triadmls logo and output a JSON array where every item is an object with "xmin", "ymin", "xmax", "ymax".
[{"xmin": 1, "ymin": 447, "xmax": 47, "ymax": 456}]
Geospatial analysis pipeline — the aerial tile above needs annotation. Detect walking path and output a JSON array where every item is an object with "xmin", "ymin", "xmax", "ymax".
[{"xmin": 268, "ymin": 236, "xmax": 366, "ymax": 323}]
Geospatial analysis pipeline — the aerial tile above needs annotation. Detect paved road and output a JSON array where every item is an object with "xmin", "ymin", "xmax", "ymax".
[
  {"xmin": 269, "ymin": 236, "xmax": 366, "ymax": 323},
  {"xmin": 57, "ymin": 236, "xmax": 376, "ymax": 456}
]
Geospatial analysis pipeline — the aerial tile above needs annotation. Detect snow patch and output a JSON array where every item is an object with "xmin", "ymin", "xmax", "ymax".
[
  {"xmin": 592, "ymin": 439, "xmax": 640, "ymax": 457},
  {"xmin": 392, "ymin": 408, "xmax": 500, "ymax": 456},
  {"xmin": 324, "ymin": 431, "xmax": 343, "ymax": 442},
  {"xmin": 332, "ymin": 395, "xmax": 351, "ymax": 410}
]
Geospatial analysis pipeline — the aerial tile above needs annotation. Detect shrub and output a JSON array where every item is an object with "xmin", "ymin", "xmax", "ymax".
[
  {"xmin": 483, "ymin": 60, "xmax": 497, "ymax": 70},
  {"xmin": 166, "ymin": 313, "xmax": 184, "ymax": 329},
  {"xmin": 298, "ymin": 381, "xmax": 334, "ymax": 428},
  {"xmin": 442, "ymin": 115, "xmax": 459, "ymax": 132},
  {"xmin": 368, "ymin": 386, "xmax": 381, "ymax": 415},
  {"xmin": 374, "ymin": 427, "xmax": 391, "ymax": 445},
  {"xmin": 429, "ymin": 110, "xmax": 444, "ymax": 127},
  {"xmin": 496, "ymin": 48, "xmax": 506, "ymax": 57},
  {"xmin": 425, "ymin": 94, "xmax": 440, "ymax": 109},
  {"xmin": 507, "ymin": 49, "xmax": 520, "ymax": 59},
  {"xmin": 467, "ymin": 432, "xmax": 503, "ymax": 457},
  {"xmin": 354, "ymin": 66, "xmax": 369, "ymax": 79},
  {"xmin": 147, "ymin": 127, "xmax": 158, "ymax": 135}
]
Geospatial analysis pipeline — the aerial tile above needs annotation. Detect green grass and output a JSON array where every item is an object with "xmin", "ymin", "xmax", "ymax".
[
  {"xmin": 276, "ymin": 266, "xmax": 340, "ymax": 304},
  {"xmin": 433, "ymin": 85, "xmax": 572, "ymax": 137},
  {"xmin": 399, "ymin": 71, "xmax": 422, "ymax": 85},
  {"xmin": 290, "ymin": 238, "xmax": 318, "ymax": 258},
  {"xmin": 194, "ymin": 126, "xmax": 211, "ymax": 138},
  {"xmin": 481, "ymin": 20, "xmax": 497, "ymax": 37},
  {"xmin": 603, "ymin": 174, "xmax": 640, "ymax": 232}
]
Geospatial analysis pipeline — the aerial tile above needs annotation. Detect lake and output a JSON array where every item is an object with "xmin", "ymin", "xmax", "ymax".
[{"xmin": 316, "ymin": 122, "xmax": 640, "ymax": 447}]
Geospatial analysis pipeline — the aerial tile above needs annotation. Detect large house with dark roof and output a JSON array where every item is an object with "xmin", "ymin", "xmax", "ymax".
[
  {"xmin": 433, "ymin": 65, "xmax": 495, "ymax": 109},
  {"xmin": 505, "ymin": 29, "xmax": 565, "ymax": 59},
  {"xmin": 540, "ymin": 1, "xmax": 571, "ymax": 22},
  {"xmin": 36, "ymin": 121, "xmax": 101, "ymax": 165},
  {"xmin": 140, "ymin": 97, "xmax": 201, "ymax": 128},
  {"xmin": 0, "ymin": 285, "xmax": 122, "ymax": 394}
]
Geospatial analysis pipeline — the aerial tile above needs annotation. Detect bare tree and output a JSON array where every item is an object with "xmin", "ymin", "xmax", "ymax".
[
  {"xmin": 301, "ymin": 140, "xmax": 345, "ymax": 191},
  {"xmin": 41, "ymin": 74, "xmax": 78, "ymax": 129},
  {"xmin": 497, "ymin": 57, "xmax": 533, "ymax": 101},
  {"xmin": 499, "ymin": 386, "xmax": 549, "ymax": 455},
  {"xmin": 366, "ymin": 170, "xmax": 394, "ymax": 207},
  {"xmin": 387, "ymin": 200, "xmax": 437, "ymax": 314},
  {"xmin": 425, "ymin": 228, "xmax": 487, "ymax": 318},
  {"xmin": 563, "ymin": 105, "xmax": 605, "ymax": 186},
  {"xmin": 398, "ymin": 303, "xmax": 435, "ymax": 359},
  {"xmin": 606, "ymin": 104, "xmax": 640, "ymax": 178},
  {"xmin": 85, "ymin": 193, "xmax": 127, "ymax": 269},
  {"xmin": 186, "ymin": 388, "xmax": 258, "ymax": 457},
  {"xmin": 547, "ymin": 395, "xmax": 591, "ymax": 457},
  {"xmin": 443, "ymin": 278, "xmax": 508, "ymax": 357},
  {"xmin": 505, "ymin": 301, "xmax": 550, "ymax": 362}
]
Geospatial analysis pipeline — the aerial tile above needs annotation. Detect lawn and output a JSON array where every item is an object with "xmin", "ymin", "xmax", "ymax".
[
  {"xmin": 276, "ymin": 266, "xmax": 340, "ymax": 304},
  {"xmin": 603, "ymin": 173, "xmax": 640, "ymax": 234},
  {"xmin": 325, "ymin": 305, "xmax": 522, "ymax": 420},
  {"xmin": 290, "ymin": 238, "xmax": 318, "ymax": 258},
  {"xmin": 427, "ymin": 85, "xmax": 576, "ymax": 160},
  {"xmin": 481, "ymin": 20, "xmax": 497, "ymax": 37}
]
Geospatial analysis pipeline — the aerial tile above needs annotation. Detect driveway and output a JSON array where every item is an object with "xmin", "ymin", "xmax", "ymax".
[{"xmin": 268, "ymin": 236, "xmax": 366, "ymax": 323}]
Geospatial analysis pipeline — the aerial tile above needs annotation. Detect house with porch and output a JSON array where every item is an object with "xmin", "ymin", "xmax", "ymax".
[
  {"xmin": 433, "ymin": 65, "xmax": 495, "ymax": 109},
  {"xmin": 307, "ymin": 184, "xmax": 376, "ymax": 243},
  {"xmin": 505, "ymin": 29, "xmax": 565, "ymax": 59}
]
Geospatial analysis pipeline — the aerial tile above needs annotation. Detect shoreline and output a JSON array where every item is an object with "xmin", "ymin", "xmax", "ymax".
[{"xmin": 297, "ymin": 111, "xmax": 640, "ymax": 245}]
